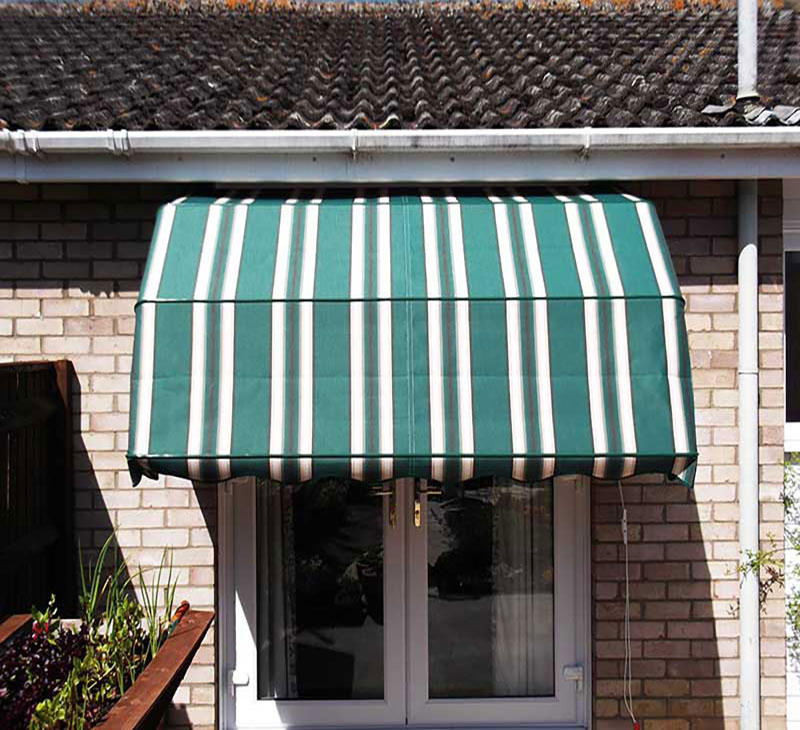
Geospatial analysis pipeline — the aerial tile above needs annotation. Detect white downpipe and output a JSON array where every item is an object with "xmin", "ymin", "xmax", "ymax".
[
  {"xmin": 738, "ymin": 0, "xmax": 759, "ymax": 101},
  {"xmin": 738, "ymin": 179, "xmax": 760, "ymax": 730}
]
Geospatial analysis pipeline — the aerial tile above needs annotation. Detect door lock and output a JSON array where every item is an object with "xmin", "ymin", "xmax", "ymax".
[{"xmin": 562, "ymin": 664, "xmax": 584, "ymax": 693}]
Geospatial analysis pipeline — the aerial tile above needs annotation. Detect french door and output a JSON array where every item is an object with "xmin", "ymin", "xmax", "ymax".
[{"xmin": 221, "ymin": 476, "xmax": 589, "ymax": 729}]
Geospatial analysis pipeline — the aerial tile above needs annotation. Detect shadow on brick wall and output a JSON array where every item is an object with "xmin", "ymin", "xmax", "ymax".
[
  {"xmin": 589, "ymin": 179, "xmax": 788, "ymax": 729},
  {"xmin": 6, "ymin": 181, "xmax": 210, "ymax": 725},
  {"xmin": 164, "ymin": 481, "xmax": 218, "ymax": 730},
  {"xmin": 74, "ymin": 365, "xmax": 217, "ymax": 729},
  {"xmin": 6, "ymin": 182, "xmax": 211, "ymax": 299},
  {"xmin": 592, "ymin": 480, "xmax": 725, "ymax": 729},
  {"xmin": 70, "ymin": 368, "xmax": 136, "ymax": 612}
]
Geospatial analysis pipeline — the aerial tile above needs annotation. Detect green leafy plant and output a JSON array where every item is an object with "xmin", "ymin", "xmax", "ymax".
[
  {"xmin": 738, "ymin": 453, "xmax": 800, "ymax": 662},
  {"xmin": 139, "ymin": 548, "xmax": 177, "ymax": 662},
  {"xmin": 26, "ymin": 534, "xmax": 181, "ymax": 729}
]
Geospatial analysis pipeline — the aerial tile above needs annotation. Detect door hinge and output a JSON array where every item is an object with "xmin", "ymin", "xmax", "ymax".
[
  {"xmin": 562, "ymin": 664, "xmax": 584, "ymax": 693},
  {"xmin": 230, "ymin": 669, "xmax": 250, "ymax": 687}
]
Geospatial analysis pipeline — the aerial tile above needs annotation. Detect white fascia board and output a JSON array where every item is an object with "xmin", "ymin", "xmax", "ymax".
[
  {"xmin": 2, "ymin": 147, "xmax": 799, "ymax": 184},
  {"xmin": 1, "ymin": 128, "xmax": 800, "ymax": 182}
]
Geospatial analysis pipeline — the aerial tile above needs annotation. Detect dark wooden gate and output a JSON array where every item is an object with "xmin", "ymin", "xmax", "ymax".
[{"xmin": 0, "ymin": 360, "xmax": 74, "ymax": 616}]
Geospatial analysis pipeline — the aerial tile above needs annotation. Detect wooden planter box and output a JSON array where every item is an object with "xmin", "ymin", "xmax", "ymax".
[{"xmin": 0, "ymin": 609, "xmax": 214, "ymax": 730}]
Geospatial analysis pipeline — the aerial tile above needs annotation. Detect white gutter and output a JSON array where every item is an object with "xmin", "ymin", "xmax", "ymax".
[
  {"xmin": 1, "ymin": 128, "xmax": 800, "ymax": 183},
  {"xmin": 737, "ymin": 0, "xmax": 759, "ymax": 102},
  {"xmin": 4, "ymin": 128, "xmax": 800, "ymax": 154},
  {"xmin": 738, "ymin": 179, "xmax": 761, "ymax": 730}
]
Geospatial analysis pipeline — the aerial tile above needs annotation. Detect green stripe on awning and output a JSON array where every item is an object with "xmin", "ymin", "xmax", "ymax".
[{"xmin": 128, "ymin": 191, "xmax": 697, "ymax": 487}]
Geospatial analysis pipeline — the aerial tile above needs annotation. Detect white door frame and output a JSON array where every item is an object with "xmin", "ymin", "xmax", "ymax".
[
  {"xmin": 222, "ymin": 478, "xmax": 407, "ymax": 729},
  {"xmin": 218, "ymin": 476, "xmax": 591, "ymax": 730},
  {"xmin": 406, "ymin": 475, "xmax": 590, "ymax": 727}
]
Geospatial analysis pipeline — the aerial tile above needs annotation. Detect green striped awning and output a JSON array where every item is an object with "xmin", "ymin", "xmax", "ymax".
[{"xmin": 128, "ymin": 191, "xmax": 697, "ymax": 487}]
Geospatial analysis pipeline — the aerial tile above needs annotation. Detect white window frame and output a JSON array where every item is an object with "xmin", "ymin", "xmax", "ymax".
[
  {"xmin": 785, "ymin": 179, "xmax": 800, "ymax": 729},
  {"xmin": 218, "ymin": 476, "xmax": 591, "ymax": 730},
  {"xmin": 785, "ymin": 179, "xmax": 800, "ymax": 451}
]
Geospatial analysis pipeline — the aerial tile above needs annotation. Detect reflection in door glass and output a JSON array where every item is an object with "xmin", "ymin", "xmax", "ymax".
[
  {"xmin": 427, "ymin": 478, "xmax": 554, "ymax": 698},
  {"xmin": 257, "ymin": 478, "xmax": 384, "ymax": 700}
]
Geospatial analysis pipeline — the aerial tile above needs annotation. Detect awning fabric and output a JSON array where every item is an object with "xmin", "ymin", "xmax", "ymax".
[{"xmin": 128, "ymin": 191, "xmax": 697, "ymax": 487}]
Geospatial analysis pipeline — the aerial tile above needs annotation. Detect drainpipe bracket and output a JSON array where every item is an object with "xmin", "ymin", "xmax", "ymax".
[
  {"xmin": 577, "ymin": 128, "xmax": 592, "ymax": 161},
  {"xmin": 350, "ymin": 130, "xmax": 358, "ymax": 161},
  {"xmin": 736, "ymin": 94, "xmax": 762, "ymax": 107},
  {"xmin": 106, "ymin": 129, "xmax": 131, "ymax": 157},
  {"xmin": 4, "ymin": 130, "xmax": 43, "ymax": 157}
]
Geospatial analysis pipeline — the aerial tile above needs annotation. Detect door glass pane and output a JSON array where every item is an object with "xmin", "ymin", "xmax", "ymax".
[
  {"xmin": 426, "ymin": 478, "xmax": 554, "ymax": 698},
  {"xmin": 257, "ymin": 478, "xmax": 384, "ymax": 700}
]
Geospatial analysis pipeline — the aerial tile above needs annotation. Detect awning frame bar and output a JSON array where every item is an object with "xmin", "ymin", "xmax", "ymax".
[{"xmin": 134, "ymin": 293, "xmax": 689, "ymax": 306}]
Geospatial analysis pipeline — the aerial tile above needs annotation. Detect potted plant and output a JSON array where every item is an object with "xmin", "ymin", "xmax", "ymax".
[{"xmin": 0, "ymin": 536, "xmax": 213, "ymax": 729}]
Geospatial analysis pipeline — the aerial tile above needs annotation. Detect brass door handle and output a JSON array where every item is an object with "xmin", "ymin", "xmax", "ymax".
[{"xmin": 414, "ymin": 481, "xmax": 442, "ymax": 528}]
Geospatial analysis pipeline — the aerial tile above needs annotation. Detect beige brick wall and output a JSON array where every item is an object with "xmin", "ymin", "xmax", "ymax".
[
  {"xmin": 0, "ymin": 180, "xmax": 786, "ymax": 729},
  {"xmin": 592, "ymin": 180, "xmax": 785, "ymax": 730},
  {"xmin": 0, "ymin": 182, "xmax": 216, "ymax": 729}
]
